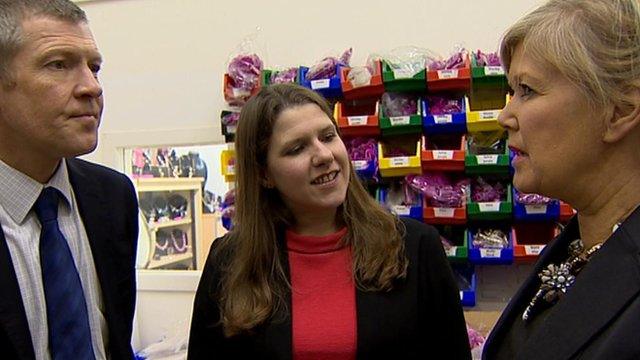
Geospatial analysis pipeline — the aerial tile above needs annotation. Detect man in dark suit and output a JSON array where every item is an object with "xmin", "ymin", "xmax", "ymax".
[{"xmin": 0, "ymin": 1, "xmax": 138, "ymax": 359}]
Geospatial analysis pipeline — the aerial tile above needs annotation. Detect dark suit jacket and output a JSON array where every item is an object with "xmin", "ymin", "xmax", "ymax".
[
  {"xmin": 188, "ymin": 217, "xmax": 471, "ymax": 359},
  {"xmin": 0, "ymin": 158, "xmax": 139, "ymax": 360},
  {"xmin": 483, "ymin": 206, "xmax": 640, "ymax": 360}
]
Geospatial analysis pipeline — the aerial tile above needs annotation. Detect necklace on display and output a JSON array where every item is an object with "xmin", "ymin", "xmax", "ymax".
[{"xmin": 522, "ymin": 222, "xmax": 621, "ymax": 321}]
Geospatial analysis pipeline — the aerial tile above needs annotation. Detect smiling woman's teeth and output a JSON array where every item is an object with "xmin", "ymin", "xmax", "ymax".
[{"xmin": 312, "ymin": 171, "xmax": 338, "ymax": 185}]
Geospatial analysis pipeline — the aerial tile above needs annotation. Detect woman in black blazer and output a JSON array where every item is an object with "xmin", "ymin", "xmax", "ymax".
[
  {"xmin": 188, "ymin": 84, "xmax": 470, "ymax": 359},
  {"xmin": 484, "ymin": 0, "xmax": 640, "ymax": 359}
]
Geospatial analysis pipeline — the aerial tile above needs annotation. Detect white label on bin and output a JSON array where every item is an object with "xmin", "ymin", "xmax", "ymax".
[
  {"xmin": 445, "ymin": 247, "xmax": 458, "ymax": 257},
  {"xmin": 478, "ymin": 202, "xmax": 500, "ymax": 212},
  {"xmin": 232, "ymin": 88, "xmax": 250, "ymax": 98},
  {"xmin": 480, "ymin": 110, "xmax": 500, "ymax": 120},
  {"xmin": 392, "ymin": 205, "xmax": 411, "ymax": 216},
  {"xmin": 352, "ymin": 160, "xmax": 368, "ymax": 171},
  {"xmin": 485, "ymin": 66, "xmax": 504, "ymax": 76},
  {"xmin": 227, "ymin": 125, "xmax": 237, "ymax": 134},
  {"xmin": 434, "ymin": 207, "xmax": 455, "ymax": 218},
  {"xmin": 434, "ymin": 114, "xmax": 453, "ymax": 124},
  {"xmin": 438, "ymin": 69, "xmax": 459, "ymax": 79},
  {"xmin": 480, "ymin": 248, "xmax": 501, "ymax": 258},
  {"xmin": 389, "ymin": 116, "xmax": 410, "ymax": 126},
  {"xmin": 311, "ymin": 79, "xmax": 330, "ymax": 89},
  {"xmin": 525, "ymin": 245, "xmax": 545, "ymax": 256},
  {"xmin": 459, "ymin": 291, "xmax": 464, "ymax": 300},
  {"xmin": 347, "ymin": 116, "xmax": 368, "ymax": 126},
  {"xmin": 227, "ymin": 165, "xmax": 235, "ymax": 175},
  {"xmin": 525, "ymin": 204, "xmax": 548, "ymax": 214},
  {"xmin": 393, "ymin": 69, "xmax": 413, "ymax": 79},
  {"xmin": 433, "ymin": 150, "xmax": 454, "ymax": 160},
  {"xmin": 390, "ymin": 157, "xmax": 409, "ymax": 167},
  {"xmin": 476, "ymin": 155, "xmax": 499, "ymax": 164}
]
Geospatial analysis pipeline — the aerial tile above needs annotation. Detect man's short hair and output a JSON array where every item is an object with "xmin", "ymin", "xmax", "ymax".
[{"xmin": 0, "ymin": 0, "xmax": 87, "ymax": 80}]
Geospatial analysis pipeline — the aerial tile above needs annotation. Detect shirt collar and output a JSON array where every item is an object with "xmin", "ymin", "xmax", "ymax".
[{"xmin": 0, "ymin": 158, "xmax": 73, "ymax": 224}]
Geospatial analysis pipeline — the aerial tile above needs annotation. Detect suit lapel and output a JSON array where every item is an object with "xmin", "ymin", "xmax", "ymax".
[
  {"xmin": 520, "ymin": 209, "xmax": 640, "ymax": 360},
  {"xmin": 0, "ymin": 230, "xmax": 35, "ymax": 359},
  {"xmin": 66, "ymin": 160, "xmax": 118, "ymax": 332},
  {"xmin": 484, "ymin": 219, "xmax": 577, "ymax": 358}
]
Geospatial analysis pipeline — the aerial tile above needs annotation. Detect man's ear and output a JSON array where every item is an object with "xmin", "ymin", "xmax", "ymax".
[{"xmin": 603, "ymin": 89, "xmax": 640, "ymax": 143}]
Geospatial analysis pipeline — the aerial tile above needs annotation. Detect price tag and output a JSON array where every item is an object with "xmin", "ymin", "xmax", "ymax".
[
  {"xmin": 226, "ymin": 125, "xmax": 237, "ymax": 134},
  {"xmin": 433, "ymin": 151, "xmax": 454, "ymax": 160},
  {"xmin": 485, "ymin": 66, "xmax": 504, "ymax": 76},
  {"xmin": 311, "ymin": 79, "xmax": 330, "ymax": 89},
  {"xmin": 393, "ymin": 69, "xmax": 413, "ymax": 79},
  {"xmin": 437, "ymin": 69, "xmax": 459, "ymax": 79},
  {"xmin": 480, "ymin": 248, "xmax": 501, "ymax": 258},
  {"xmin": 434, "ymin": 207, "xmax": 455, "ymax": 218},
  {"xmin": 478, "ymin": 202, "xmax": 500, "ymax": 212},
  {"xmin": 525, "ymin": 204, "xmax": 548, "ymax": 214},
  {"xmin": 352, "ymin": 160, "xmax": 368, "ymax": 171},
  {"xmin": 226, "ymin": 165, "xmax": 235, "ymax": 175},
  {"xmin": 524, "ymin": 245, "xmax": 545, "ymax": 256},
  {"xmin": 476, "ymin": 155, "xmax": 499, "ymax": 164},
  {"xmin": 389, "ymin": 116, "xmax": 410, "ymax": 126},
  {"xmin": 390, "ymin": 157, "xmax": 409, "ymax": 167},
  {"xmin": 433, "ymin": 114, "xmax": 453, "ymax": 124},
  {"xmin": 347, "ymin": 116, "xmax": 368, "ymax": 126},
  {"xmin": 445, "ymin": 247, "xmax": 458, "ymax": 257},
  {"xmin": 479, "ymin": 110, "xmax": 500, "ymax": 120},
  {"xmin": 392, "ymin": 205, "xmax": 411, "ymax": 216}
]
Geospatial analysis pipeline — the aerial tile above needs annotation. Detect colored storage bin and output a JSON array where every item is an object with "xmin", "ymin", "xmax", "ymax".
[
  {"xmin": 512, "ymin": 222, "xmax": 559, "ymax": 262},
  {"xmin": 376, "ymin": 186, "xmax": 423, "ymax": 221},
  {"xmin": 436, "ymin": 225, "xmax": 469, "ymax": 262},
  {"xmin": 351, "ymin": 158, "xmax": 377, "ymax": 180},
  {"xmin": 223, "ymin": 73, "xmax": 260, "ymax": 106},
  {"xmin": 378, "ymin": 140, "xmax": 422, "ymax": 177},
  {"xmin": 421, "ymin": 134, "xmax": 466, "ymax": 172},
  {"xmin": 335, "ymin": 100, "xmax": 380, "ymax": 138},
  {"xmin": 560, "ymin": 201, "xmax": 577, "ymax": 222},
  {"xmin": 381, "ymin": 60, "xmax": 426, "ymax": 93},
  {"xmin": 421, "ymin": 97, "xmax": 467, "ymax": 134},
  {"xmin": 468, "ymin": 227, "xmax": 514, "ymax": 265},
  {"xmin": 261, "ymin": 68, "xmax": 298, "ymax": 86},
  {"xmin": 513, "ymin": 188, "xmax": 560, "ymax": 222},
  {"xmin": 220, "ymin": 110, "xmax": 238, "ymax": 143},
  {"xmin": 465, "ymin": 94, "xmax": 509, "ymax": 133},
  {"xmin": 452, "ymin": 264, "xmax": 477, "ymax": 307},
  {"xmin": 470, "ymin": 53, "xmax": 508, "ymax": 88},
  {"xmin": 220, "ymin": 150, "xmax": 236, "ymax": 183},
  {"xmin": 379, "ymin": 99, "xmax": 423, "ymax": 137},
  {"xmin": 340, "ymin": 60, "xmax": 385, "ymax": 100},
  {"xmin": 426, "ymin": 55, "xmax": 471, "ymax": 92},
  {"xmin": 467, "ymin": 182, "xmax": 513, "ymax": 220},
  {"xmin": 465, "ymin": 133, "xmax": 510, "ymax": 174},
  {"xmin": 298, "ymin": 65, "xmax": 343, "ymax": 98}
]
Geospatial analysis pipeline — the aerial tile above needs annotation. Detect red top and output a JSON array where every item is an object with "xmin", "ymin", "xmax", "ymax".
[{"xmin": 286, "ymin": 227, "xmax": 357, "ymax": 360}]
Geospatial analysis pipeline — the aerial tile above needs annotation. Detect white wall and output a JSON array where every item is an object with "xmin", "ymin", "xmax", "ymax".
[{"xmin": 79, "ymin": 0, "xmax": 543, "ymax": 169}]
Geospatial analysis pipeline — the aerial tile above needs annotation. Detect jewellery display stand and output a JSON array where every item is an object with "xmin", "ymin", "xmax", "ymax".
[{"xmin": 134, "ymin": 177, "xmax": 204, "ymax": 270}]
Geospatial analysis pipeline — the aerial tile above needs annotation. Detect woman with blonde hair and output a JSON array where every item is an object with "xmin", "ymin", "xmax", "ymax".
[
  {"xmin": 188, "ymin": 83, "xmax": 470, "ymax": 359},
  {"xmin": 484, "ymin": 0, "xmax": 640, "ymax": 359}
]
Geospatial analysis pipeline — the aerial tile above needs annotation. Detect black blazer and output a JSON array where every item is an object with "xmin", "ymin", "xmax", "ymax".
[
  {"xmin": 0, "ymin": 158, "xmax": 139, "ymax": 360},
  {"xmin": 483, "ymin": 206, "xmax": 640, "ymax": 360},
  {"xmin": 188, "ymin": 217, "xmax": 471, "ymax": 359}
]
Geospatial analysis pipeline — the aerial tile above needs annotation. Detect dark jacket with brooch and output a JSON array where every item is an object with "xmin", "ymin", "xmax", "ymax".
[
  {"xmin": 483, "ymin": 206, "xmax": 640, "ymax": 360},
  {"xmin": 188, "ymin": 217, "xmax": 471, "ymax": 359}
]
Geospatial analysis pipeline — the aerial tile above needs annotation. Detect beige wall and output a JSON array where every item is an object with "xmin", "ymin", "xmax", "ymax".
[{"xmin": 79, "ymin": 0, "xmax": 543, "ymax": 169}]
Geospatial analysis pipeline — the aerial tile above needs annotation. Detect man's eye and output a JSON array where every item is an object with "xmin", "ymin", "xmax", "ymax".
[{"xmin": 46, "ymin": 60, "xmax": 66, "ymax": 70}]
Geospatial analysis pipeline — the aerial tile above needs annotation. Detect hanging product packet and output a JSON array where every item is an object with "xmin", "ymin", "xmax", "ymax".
[
  {"xmin": 468, "ymin": 131, "xmax": 506, "ymax": 155},
  {"xmin": 270, "ymin": 67, "xmax": 298, "ymax": 84},
  {"xmin": 381, "ymin": 93, "xmax": 418, "ymax": 117},
  {"xmin": 376, "ymin": 46, "xmax": 439, "ymax": 78},
  {"xmin": 516, "ymin": 191, "xmax": 552, "ymax": 205},
  {"xmin": 471, "ymin": 176, "xmax": 507, "ymax": 203},
  {"xmin": 428, "ymin": 46, "xmax": 468, "ymax": 71},
  {"xmin": 427, "ymin": 96, "xmax": 463, "ymax": 115},
  {"xmin": 305, "ymin": 48, "xmax": 353, "ymax": 81},
  {"xmin": 405, "ymin": 173, "xmax": 469, "ymax": 208},
  {"xmin": 224, "ymin": 30, "xmax": 265, "ymax": 106},
  {"xmin": 474, "ymin": 49, "xmax": 501, "ymax": 67}
]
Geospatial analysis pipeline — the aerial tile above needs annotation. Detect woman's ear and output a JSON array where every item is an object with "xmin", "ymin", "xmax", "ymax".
[{"xmin": 603, "ymin": 89, "xmax": 640, "ymax": 143}]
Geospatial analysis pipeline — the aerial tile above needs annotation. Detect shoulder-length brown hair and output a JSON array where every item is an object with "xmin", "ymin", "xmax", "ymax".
[{"xmin": 217, "ymin": 83, "xmax": 408, "ymax": 337}]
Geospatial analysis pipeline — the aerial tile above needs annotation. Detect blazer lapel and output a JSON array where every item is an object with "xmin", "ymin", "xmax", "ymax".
[
  {"xmin": 0, "ymin": 230, "xmax": 35, "ymax": 359},
  {"xmin": 484, "ymin": 219, "xmax": 577, "ymax": 358},
  {"xmin": 520, "ymin": 210, "xmax": 640, "ymax": 360}
]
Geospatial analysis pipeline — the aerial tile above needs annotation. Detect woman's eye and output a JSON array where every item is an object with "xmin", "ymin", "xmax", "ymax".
[
  {"xmin": 519, "ymin": 84, "xmax": 534, "ymax": 97},
  {"xmin": 322, "ymin": 133, "xmax": 336, "ymax": 142}
]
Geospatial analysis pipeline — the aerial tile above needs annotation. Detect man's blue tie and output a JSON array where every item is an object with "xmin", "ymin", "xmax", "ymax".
[{"xmin": 34, "ymin": 187, "xmax": 95, "ymax": 360}]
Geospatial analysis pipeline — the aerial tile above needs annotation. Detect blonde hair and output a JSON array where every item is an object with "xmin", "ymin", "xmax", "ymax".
[
  {"xmin": 217, "ymin": 83, "xmax": 407, "ymax": 337},
  {"xmin": 501, "ymin": 0, "xmax": 640, "ymax": 112}
]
